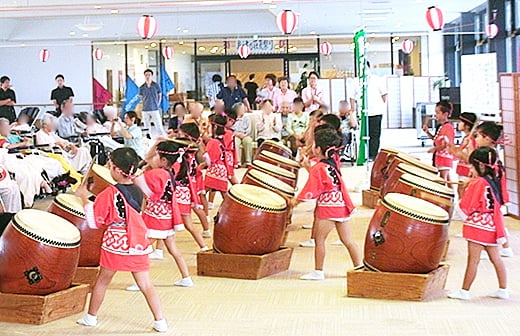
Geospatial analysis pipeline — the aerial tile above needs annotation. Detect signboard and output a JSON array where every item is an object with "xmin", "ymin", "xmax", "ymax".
[{"xmin": 236, "ymin": 39, "xmax": 274, "ymax": 53}]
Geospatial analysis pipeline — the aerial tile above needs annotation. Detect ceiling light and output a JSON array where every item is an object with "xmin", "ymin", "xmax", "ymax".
[
  {"xmin": 160, "ymin": 39, "xmax": 166, "ymax": 43},
  {"xmin": 182, "ymin": 51, "xmax": 186, "ymax": 54},
  {"xmin": 210, "ymin": 49, "xmax": 217, "ymax": 54},
  {"xmin": 360, "ymin": 9, "xmax": 393, "ymax": 14},
  {"xmin": 110, "ymin": 9, "xmax": 119, "ymax": 14},
  {"xmin": 75, "ymin": 17, "xmax": 104, "ymax": 31},
  {"xmin": 82, "ymin": 33, "xmax": 89, "ymax": 38},
  {"xmin": 269, "ymin": 4, "xmax": 277, "ymax": 9},
  {"xmin": 150, "ymin": 42, "xmax": 157, "ymax": 48},
  {"xmin": 179, "ymin": 41, "xmax": 184, "ymax": 45},
  {"xmin": 69, "ymin": 31, "xmax": 76, "ymax": 36},
  {"xmin": 362, "ymin": 17, "xmax": 386, "ymax": 21},
  {"xmin": 94, "ymin": 5, "xmax": 102, "ymax": 9},
  {"xmin": 262, "ymin": 0, "xmax": 273, "ymax": 3},
  {"xmin": 199, "ymin": 46, "xmax": 206, "ymax": 51},
  {"xmin": 310, "ymin": 31, "xmax": 316, "ymax": 35},
  {"xmin": 145, "ymin": 45, "xmax": 149, "ymax": 49},
  {"xmin": 183, "ymin": 29, "xmax": 189, "ymax": 33}
]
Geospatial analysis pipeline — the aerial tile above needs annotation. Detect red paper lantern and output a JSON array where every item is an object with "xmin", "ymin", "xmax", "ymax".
[
  {"xmin": 92, "ymin": 48, "xmax": 104, "ymax": 61},
  {"xmin": 401, "ymin": 39, "xmax": 414, "ymax": 54},
  {"xmin": 319, "ymin": 42, "xmax": 332, "ymax": 56},
  {"xmin": 237, "ymin": 45, "xmax": 252, "ymax": 59},
  {"xmin": 276, "ymin": 10, "xmax": 298, "ymax": 35},
  {"xmin": 425, "ymin": 6, "xmax": 444, "ymax": 31},
  {"xmin": 486, "ymin": 23, "xmax": 499, "ymax": 39},
  {"xmin": 162, "ymin": 46, "xmax": 174, "ymax": 59},
  {"xmin": 39, "ymin": 49, "xmax": 50, "ymax": 62},
  {"xmin": 137, "ymin": 15, "xmax": 158, "ymax": 39}
]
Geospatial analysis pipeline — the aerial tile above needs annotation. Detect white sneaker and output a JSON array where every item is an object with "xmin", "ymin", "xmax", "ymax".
[
  {"xmin": 153, "ymin": 319, "xmax": 168, "ymax": 333},
  {"xmin": 488, "ymin": 288, "xmax": 509, "ymax": 299},
  {"xmin": 500, "ymin": 247, "xmax": 514, "ymax": 258},
  {"xmin": 447, "ymin": 289, "xmax": 471, "ymax": 300},
  {"xmin": 331, "ymin": 240, "xmax": 343, "ymax": 246},
  {"xmin": 174, "ymin": 224, "xmax": 186, "ymax": 232},
  {"xmin": 77, "ymin": 314, "xmax": 98, "ymax": 327},
  {"xmin": 126, "ymin": 284, "xmax": 141, "ymax": 291},
  {"xmin": 174, "ymin": 276, "xmax": 194, "ymax": 287},
  {"xmin": 300, "ymin": 270, "xmax": 325, "ymax": 280},
  {"xmin": 299, "ymin": 239, "xmax": 315, "ymax": 248},
  {"xmin": 149, "ymin": 249, "xmax": 164, "ymax": 260},
  {"xmin": 200, "ymin": 246, "xmax": 210, "ymax": 252},
  {"xmin": 208, "ymin": 202, "xmax": 214, "ymax": 210},
  {"xmin": 455, "ymin": 233, "xmax": 463, "ymax": 238},
  {"xmin": 480, "ymin": 251, "xmax": 489, "ymax": 260},
  {"xmin": 202, "ymin": 230, "xmax": 212, "ymax": 238},
  {"xmin": 302, "ymin": 223, "xmax": 313, "ymax": 229}
]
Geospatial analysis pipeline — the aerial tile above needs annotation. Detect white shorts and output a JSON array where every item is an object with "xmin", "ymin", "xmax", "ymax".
[{"xmin": 148, "ymin": 229, "xmax": 175, "ymax": 239}]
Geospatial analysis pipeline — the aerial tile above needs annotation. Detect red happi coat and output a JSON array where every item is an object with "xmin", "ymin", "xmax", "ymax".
[
  {"xmin": 433, "ymin": 122, "xmax": 455, "ymax": 168},
  {"xmin": 460, "ymin": 177, "xmax": 506, "ymax": 245},
  {"xmin": 455, "ymin": 134, "xmax": 477, "ymax": 177},
  {"xmin": 93, "ymin": 185, "xmax": 152, "ymax": 272},
  {"xmin": 204, "ymin": 137, "xmax": 229, "ymax": 192},
  {"xmin": 297, "ymin": 160, "xmax": 355, "ymax": 221}
]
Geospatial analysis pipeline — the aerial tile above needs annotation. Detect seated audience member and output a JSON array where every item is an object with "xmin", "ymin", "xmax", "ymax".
[
  {"xmin": 300, "ymin": 109, "xmax": 324, "ymax": 158},
  {"xmin": 0, "ymin": 164, "xmax": 22, "ymax": 213},
  {"xmin": 111, "ymin": 111, "xmax": 145, "ymax": 159},
  {"xmin": 280, "ymin": 101, "xmax": 291, "ymax": 146},
  {"xmin": 57, "ymin": 101, "xmax": 80, "ymax": 139},
  {"xmin": 85, "ymin": 114, "xmax": 122, "ymax": 151},
  {"xmin": 338, "ymin": 100, "xmax": 358, "ymax": 145},
  {"xmin": 212, "ymin": 99, "xmax": 225, "ymax": 115},
  {"xmin": 256, "ymin": 99, "xmax": 282, "ymax": 146},
  {"xmin": 231, "ymin": 102, "xmax": 252, "ymax": 166},
  {"xmin": 103, "ymin": 106, "xmax": 121, "ymax": 133},
  {"xmin": 273, "ymin": 76, "xmax": 298, "ymax": 112},
  {"xmin": 36, "ymin": 113, "xmax": 92, "ymax": 174},
  {"xmin": 11, "ymin": 113, "xmax": 32, "ymax": 133},
  {"xmin": 257, "ymin": 74, "xmax": 280, "ymax": 107},
  {"xmin": 167, "ymin": 102, "xmax": 187, "ymax": 137},
  {"xmin": 184, "ymin": 102, "xmax": 211, "ymax": 140},
  {"xmin": 286, "ymin": 97, "xmax": 309, "ymax": 156}
]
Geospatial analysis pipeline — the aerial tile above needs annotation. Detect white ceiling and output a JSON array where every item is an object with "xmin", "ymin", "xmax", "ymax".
[{"xmin": 0, "ymin": 0, "xmax": 485, "ymax": 43}]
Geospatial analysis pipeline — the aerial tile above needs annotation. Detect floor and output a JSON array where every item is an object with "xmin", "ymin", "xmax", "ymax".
[{"xmin": 1, "ymin": 129, "xmax": 519, "ymax": 336}]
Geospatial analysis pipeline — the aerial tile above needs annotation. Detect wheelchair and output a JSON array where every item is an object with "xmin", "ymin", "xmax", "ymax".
[{"xmin": 339, "ymin": 128, "xmax": 357, "ymax": 164}]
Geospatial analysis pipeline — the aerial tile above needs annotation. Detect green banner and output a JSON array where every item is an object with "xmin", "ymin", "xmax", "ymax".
[{"xmin": 354, "ymin": 29, "xmax": 368, "ymax": 166}]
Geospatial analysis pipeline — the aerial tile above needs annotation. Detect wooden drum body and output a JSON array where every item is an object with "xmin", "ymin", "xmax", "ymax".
[
  {"xmin": 48, "ymin": 194, "xmax": 104, "ymax": 267},
  {"xmin": 85, "ymin": 164, "xmax": 115, "ymax": 196},
  {"xmin": 387, "ymin": 173, "xmax": 454, "ymax": 213},
  {"xmin": 370, "ymin": 148, "xmax": 399, "ymax": 192},
  {"xmin": 0, "ymin": 209, "xmax": 81, "ymax": 295},
  {"xmin": 364, "ymin": 193, "xmax": 449, "ymax": 273},
  {"xmin": 256, "ymin": 150, "xmax": 300, "ymax": 177},
  {"xmin": 213, "ymin": 184, "xmax": 288, "ymax": 255},
  {"xmin": 255, "ymin": 140, "xmax": 292, "ymax": 160},
  {"xmin": 246, "ymin": 160, "xmax": 297, "ymax": 188},
  {"xmin": 381, "ymin": 162, "xmax": 442, "ymax": 197}
]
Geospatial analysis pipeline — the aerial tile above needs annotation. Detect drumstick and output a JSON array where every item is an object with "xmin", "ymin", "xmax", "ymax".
[
  {"xmin": 439, "ymin": 179, "xmax": 465, "ymax": 185},
  {"xmin": 80, "ymin": 154, "xmax": 98, "ymax": 188}
]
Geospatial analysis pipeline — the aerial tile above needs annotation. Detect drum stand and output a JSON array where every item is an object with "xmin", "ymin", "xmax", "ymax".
[{"xmin": 197, "ymin": 248, "xmax": 293, "ymax": 280}]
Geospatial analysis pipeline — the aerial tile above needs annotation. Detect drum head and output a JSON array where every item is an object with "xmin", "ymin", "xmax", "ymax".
[
  {"xmin": 12, "ymin": 209, "xmax": 81, "ymax": 247},
  {"xmin": 262, "ymin": 140, "xmax": 291, "ymax": 153},
  {"xmin": 395, "ymin": 153, "xmax": 438, "ymax": 174},
  {"xmin": 92, "ymin": 164, "xmax": 116, "ymax": 184},
  {"xmin": 259, "ymin": 150, "xmax": 300, "ymax": 168},
  {"xmin": 228, "ymin": 184, "xmax": 286, "ymax": 212},
  {"xmin": 399, "ymin": 173, "xmax": 454, "ymax": 197},
  {"xmin": 54, "ymin": 194, "xmax": 89, "ymax": 217},
  {"xmin": 252, "ymin": 160, "xmax": 296, "ymax": 179},
  {"xmin": 382, "ymin": 193, "xmax": 449, "ymax": 224},
  {"xmin": 397, "ymin": 163, "xmax": 443, "ymax": 183},
  {"xmin": 247, "ymin": 169, "xmax": 295, "ymax": 198}
]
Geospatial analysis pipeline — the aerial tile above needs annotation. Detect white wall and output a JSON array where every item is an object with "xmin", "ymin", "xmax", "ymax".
[
  {"xmin": 421, "ymin": 33, "xmax": 445, "ymax": 76},
  {"xmin": 165, "ymin": 53, "xmax": 194, "ymax": 93},
  {"xmin": 0, "ymin": 43, "xmax": 93, "ymax": 111}
]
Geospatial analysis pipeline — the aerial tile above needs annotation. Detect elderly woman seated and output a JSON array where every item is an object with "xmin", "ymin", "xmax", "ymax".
[
  {"xmin": 84, "ymin": 113, "xmax": 123, "ymax": 151},
  {"xmin": 35, "ymin": 113, "xmax": 92, "ymax": 175}
]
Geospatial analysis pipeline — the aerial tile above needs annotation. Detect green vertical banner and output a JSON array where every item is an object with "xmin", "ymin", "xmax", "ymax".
[{"xmin": 354, "ymin": 29, "xmax": 368, "ymax": 166}]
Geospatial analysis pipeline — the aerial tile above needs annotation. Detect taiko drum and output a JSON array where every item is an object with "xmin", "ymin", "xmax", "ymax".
[
  {"xmin": 48, "ymin": 194, "xmax": 104, "ymax": 267},
  {"xmin": 85, "ymin": 164, "xmax": 115, "ymax": 196},
  {"xmin": 0, "ymin": 209, "xmax": 81, "ymax": 295},
  {"xmin": 385, "ymin": 173, "xmax": 454, "ymax": 213},
  {"xmin": 246, "ymin": 160, "xmax": 297, "ymax": 188},
  {"xmin": 364, "ymin": 193, "xmax": 449, "ymax": 273},
  {"xmin": 213, "ymin": 184, "xmax": 288, "ymax": 255},
  {"xmin": 381, "ymin": 163, "xmax": 444, "ymax": 197},
  {"xmin": 254, "ymin": 140, "xmax": 293, "ymax": 160},
  {"xmin": 256, "ymin": 150, "xmax": 300, "ymax": 177},
  {"xmin": 370, "ymin": 147, "xmax": 399, "ymax": 192}
]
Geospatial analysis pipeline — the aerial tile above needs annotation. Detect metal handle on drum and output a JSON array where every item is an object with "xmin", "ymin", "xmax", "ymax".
[{"xmin": 373, "ymin": 230, "xmax": 385, "ymax": 246}]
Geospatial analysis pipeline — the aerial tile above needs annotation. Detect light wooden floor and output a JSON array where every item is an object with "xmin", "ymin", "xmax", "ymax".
[{"xmin": 1, "ymin": 129, "xmax": 519, "ymax": 336}]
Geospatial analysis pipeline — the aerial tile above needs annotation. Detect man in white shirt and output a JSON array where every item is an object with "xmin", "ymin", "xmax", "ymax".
[
  {"xmin": 365, "ymin": 62, "xmax": 388, "ymax": 160},
  {"xmin": 35, "ymin": 113, "xmax": 92, "ymax": 174}
]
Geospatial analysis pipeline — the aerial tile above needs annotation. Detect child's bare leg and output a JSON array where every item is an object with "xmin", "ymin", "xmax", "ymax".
[
  {"xmin": 132, "ymin": 271, "xmax": 164, "ymax": 321},
  {"xmin": 193, "ymin": 207, "xmax": 210, "ymax": 231},
  {"xmin": 88, "ymin": 267, "xmax": 116, "ymax": 316},
  {"xmin": 182, "ymin": 214, "xmax": 206, "ymax": 248},
  {"xmin": 313, "ymin": 219, "xmax": 335, "ymax": 270},
  {"xmin": 200, "ymin": 192, "xmax": 209, "ymax": 216},
  {"xmin": 336, "ymin": 220, "xmax": 362, "ymax": 267},
  {"xmin": 164, "ymin": 235, "xmax": 190, "ymax": 278},
  {"xmin": 462, "ymin": 241, "xmax": 483, "ymax": 290},
  {"xmin": 486, "ymin": 245, "xmax": 507, "ymax": 289}
]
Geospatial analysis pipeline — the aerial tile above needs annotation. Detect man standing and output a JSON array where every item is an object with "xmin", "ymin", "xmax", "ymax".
[
  {"xmin": 366, "ymin": 62, "xmax": 388, "ymax": 160},
  {"xmin": 244, "ymin": 74, "xmax": 259, "ymax": 110},
  {"xmin": 0, "ymin": 76, "xmax": 17, "ymax": 123},
  {"xmin": 205, "ymin": 74, "xmax": 222, "ymax": 109},
  {"xmin": 217, "ymin": 75, "xmax": 250, "ymax": 112},
  {"xmin": 51, "ymin": 74, "xmax": 75, "ymax": 116},
  {"xmin": 139, "ymin": 69, "xmax": 165, "ymax": 138}
]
